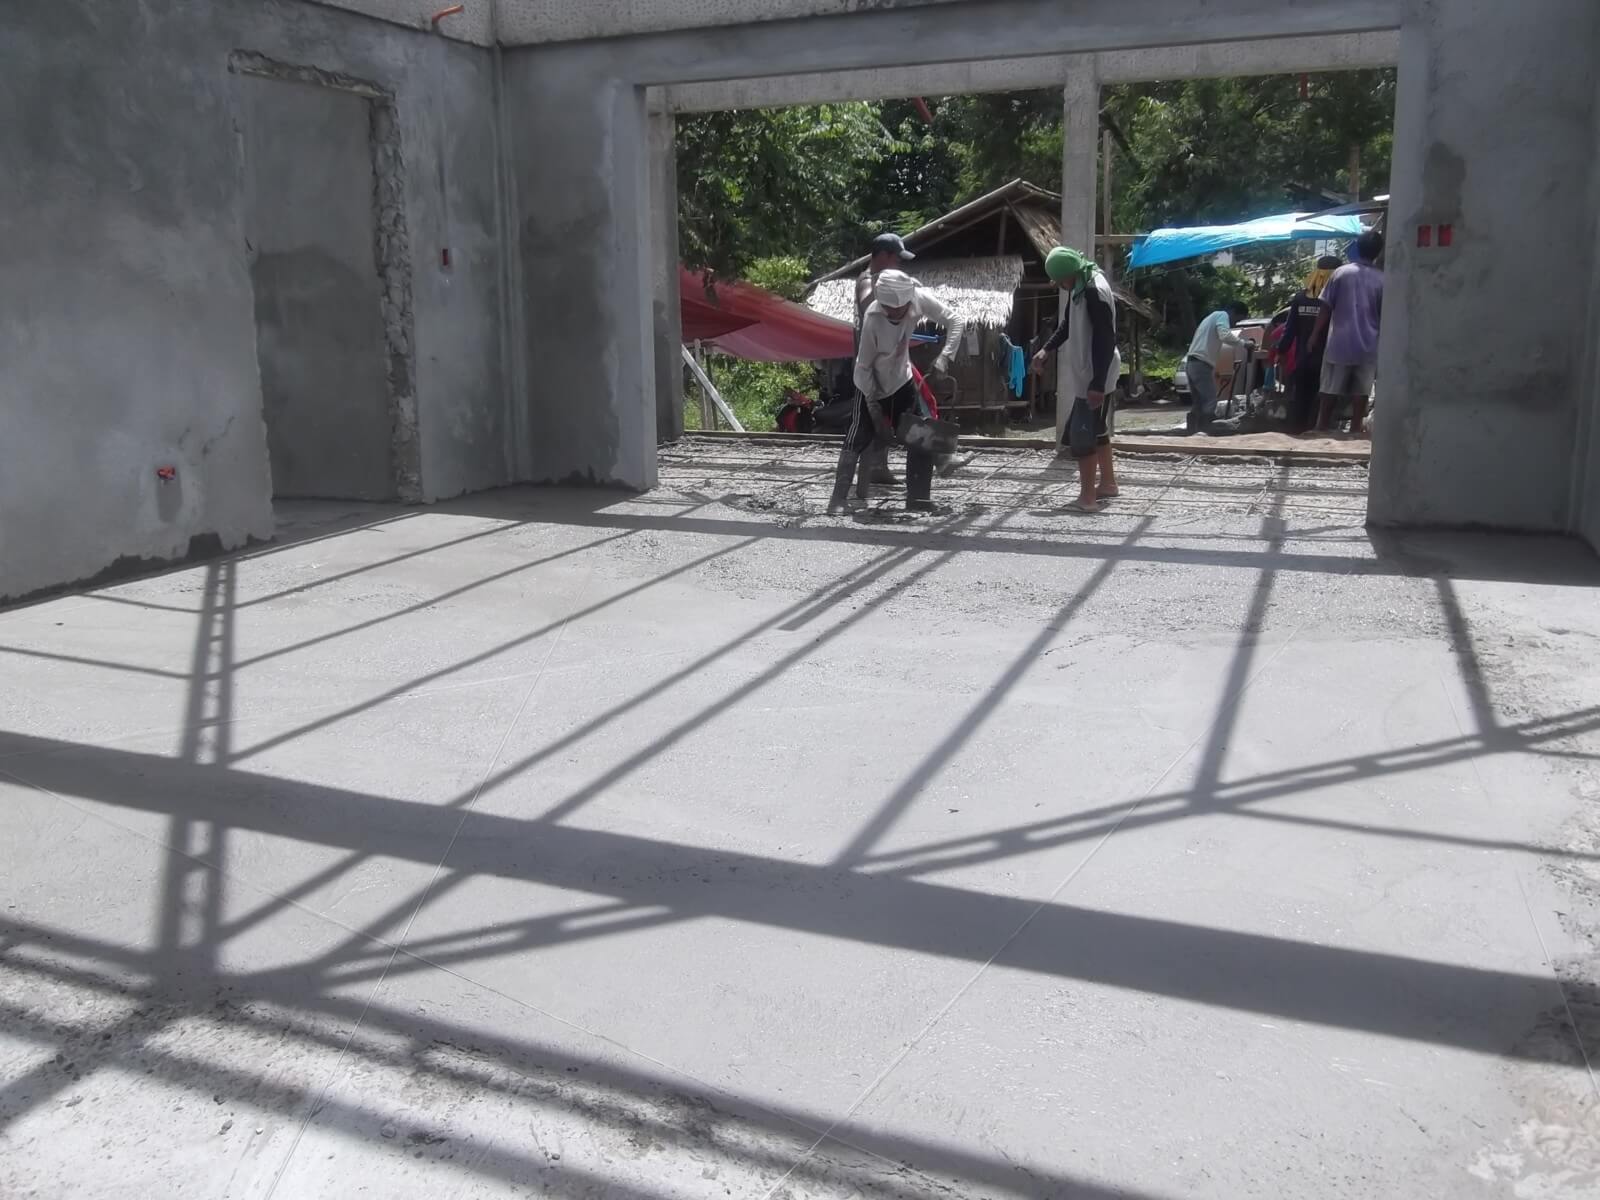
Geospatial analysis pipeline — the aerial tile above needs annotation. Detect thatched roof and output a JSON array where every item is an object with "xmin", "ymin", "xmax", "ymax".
[
  {"xmin": 811, "ymin": 178, "xmax": 1159, "ymax": 323},
  {"xmin": 806, "ymin": 256, "xmax": 1026, "ymax": 330},
  {"xmin": 814, "ymin": 181, "xmax": 1059, "ymax": 283}
]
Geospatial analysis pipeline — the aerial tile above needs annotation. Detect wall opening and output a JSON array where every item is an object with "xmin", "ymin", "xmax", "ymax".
[
  {"xmin": 663, "ymin": 65, "xmax": 1396, "ymax": 506},
  {"xmin": 231, "ymin": 53, "xmax": 419, "ymax": 502}
]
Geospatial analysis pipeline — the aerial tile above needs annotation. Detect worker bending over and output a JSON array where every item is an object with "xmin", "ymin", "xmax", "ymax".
[{"xmin": 830, "ymin": 269, "xmax": 964, "ymax": 514}]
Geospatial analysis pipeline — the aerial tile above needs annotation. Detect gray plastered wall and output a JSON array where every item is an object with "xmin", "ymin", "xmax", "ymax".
[
  {"xmin": 1, "ymin": 0, "xmax": 507, "ymax": 600},
  {"xmin": 1370, "ymin": 0, "xmax": 1600, "ymax": 534}
]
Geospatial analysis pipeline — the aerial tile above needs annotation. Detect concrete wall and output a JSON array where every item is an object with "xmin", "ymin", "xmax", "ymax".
[
  {"xmin": 1579, "ymin": 70, "xmax": 1600, "ymax": 551},
  {"xmin": 303, "ymin": 0, "xmax": 494, "ymax": 43},
  {"xmin": 501, "ymin": 47, "xmax": 657, "ymax": 487},
  {"xmin": 1371, "ymin": 0, "xmax": 1600, "ymax": 534},
  {"xmin": 242, "ymin": 75, "xmax": 393, "ymax": 500},
  {"xmin": 0, "ymin": 0, "xmax": 506, "ymax": 600}
]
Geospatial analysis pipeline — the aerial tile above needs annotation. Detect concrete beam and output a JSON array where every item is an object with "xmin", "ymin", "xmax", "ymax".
[
  {"xmin": 658, "ymin": 31, "xmax": 1400, "ymax": 112},
  {"xmin": 606, "ymin": 0, "xmax": 1400, "ymax": 89},
  {"xmin": 495, "ymin": 0, "xmax": 968, "ymax": 46}
]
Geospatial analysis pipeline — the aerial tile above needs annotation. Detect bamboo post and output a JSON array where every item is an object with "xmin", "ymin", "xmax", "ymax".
[{"xmin": 682, "ymin": 344, "xmax": 744, "ymax": 433}]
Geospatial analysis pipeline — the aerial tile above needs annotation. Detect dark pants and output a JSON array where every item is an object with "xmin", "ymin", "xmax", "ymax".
[
  {"xmin": 1063, "ymin": 393, "xmax": 1116, "ymax": 459},
  {"xmin": 846, "ymin": 382, "xmax": 916, "ymax": 452},
  {"xmin": 844, "ymin": 382, "xmax": 933, "ymax": 506},
  {"xmin": 1289, "ymin": 363, "xmax": 1322, "ymax": 432}
]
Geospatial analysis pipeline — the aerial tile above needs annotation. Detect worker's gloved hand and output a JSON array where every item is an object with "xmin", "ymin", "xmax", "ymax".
[
  {"xmin": 932, "ymin": 356, "xmax": 952, "ymax": 376},
  {"xmin": 1086, "ymin": 389, "xmax": 1105, "ymax": 411}
]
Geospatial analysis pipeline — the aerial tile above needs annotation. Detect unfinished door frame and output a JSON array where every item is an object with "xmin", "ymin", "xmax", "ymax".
[{"xmin": 228, "ymin": 51, "xmax": 422, "ymax": 502}]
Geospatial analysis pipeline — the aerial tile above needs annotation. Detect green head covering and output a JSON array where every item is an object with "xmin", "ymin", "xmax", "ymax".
[{"xmin": 1045, "ymin": 246, "xmax": 1095, "ymax": 297}]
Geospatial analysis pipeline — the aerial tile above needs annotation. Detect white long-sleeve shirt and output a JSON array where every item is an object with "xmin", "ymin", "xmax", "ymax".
[
  {"xmin": 852, "ymin": 288, "xmax": 965, "ymax": 402},
  {"xmin": 1185, "ymin": 310, "xmax": 1248, "ymax": 367}
]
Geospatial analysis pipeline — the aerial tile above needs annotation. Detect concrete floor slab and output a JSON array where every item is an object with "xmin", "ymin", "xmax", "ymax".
[{"xmin": 2, "ymin": 445, "xmax": 1598, "ymax": 1197}]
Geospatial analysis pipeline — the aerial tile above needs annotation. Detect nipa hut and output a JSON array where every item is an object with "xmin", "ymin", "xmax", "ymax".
[{"xmin": 807, "ymin": 179, "xmax": 1154, "ymax": 421}]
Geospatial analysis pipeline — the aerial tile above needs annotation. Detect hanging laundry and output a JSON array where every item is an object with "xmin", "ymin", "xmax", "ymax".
[
  {"xmin": 1007, "ymin": 345, "xmax": 1027, "ymax": 397},
  {"xmin": 994, "ymin": 333, "xmax": 1026, "ymax": 399}
]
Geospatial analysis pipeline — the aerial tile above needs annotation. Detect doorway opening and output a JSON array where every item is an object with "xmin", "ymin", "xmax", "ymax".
[
  {"xmin": 659, "ymin": 60, "xmax": 1396, "ymax": 513},
  {"xmin": 231, "ymin": 53, "xmax": 419, "ymax": 502}
]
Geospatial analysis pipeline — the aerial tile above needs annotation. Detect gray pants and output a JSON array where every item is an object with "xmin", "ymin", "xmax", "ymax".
[{"xmin": 1186, "ymin": 355, "xmax": 1219, "ymax": 430}]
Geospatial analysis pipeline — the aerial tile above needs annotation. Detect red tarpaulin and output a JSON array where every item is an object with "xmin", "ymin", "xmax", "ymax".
[{"xmin": 680, "ymin": 268, "xmax": 854, "ymax": 363}]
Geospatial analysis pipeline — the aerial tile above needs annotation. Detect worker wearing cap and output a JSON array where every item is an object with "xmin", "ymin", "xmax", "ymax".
[
  {"xmin": 829, "ymin": 269, "xmax": 965, "ymax": 514},
  {"xmin": 854, "ymin": 233, "xmax": 917, "ymax": 486},
  {"xmin": 1032, "ymin": 246, "xmax": 1122, "ymax": 512}
]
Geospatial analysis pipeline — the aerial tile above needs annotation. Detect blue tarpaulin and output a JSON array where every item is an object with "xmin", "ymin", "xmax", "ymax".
[{"xmin": 1128, "ymin": 211, "xmax": 1368, "ymax": 270}]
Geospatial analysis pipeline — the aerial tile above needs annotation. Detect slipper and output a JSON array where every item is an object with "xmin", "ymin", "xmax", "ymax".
[
  {"xmin": 1065, "ymin": 498, "xmax": 1104, "ymax": 513},
  {"xmin": 1096, "ymin": 489, "xmax": 1120, "ymax": 500}
]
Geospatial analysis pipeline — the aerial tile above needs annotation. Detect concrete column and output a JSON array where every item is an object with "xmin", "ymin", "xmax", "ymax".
[
  {"xmin": 649, "ymin": 111, "xmax": 685, "ymax": 444},
  {"xmin": 1057, "ymin": 65, "xmax": 1099, "ymax": 442},
  {"xmin": 502, "ymin": 49, "xmax": 658, "ymax": 490},
  {"xmin": 1369, "ymin": 0, "xmax": 1598, "ymax": 532}
]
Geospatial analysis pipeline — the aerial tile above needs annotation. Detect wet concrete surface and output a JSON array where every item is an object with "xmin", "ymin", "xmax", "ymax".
[{"xmin": 2, "ymin": 442, "xmax": 1597, "ymax": 1197}]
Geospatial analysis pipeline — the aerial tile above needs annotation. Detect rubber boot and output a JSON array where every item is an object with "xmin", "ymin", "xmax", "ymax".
[
  {"xmin": 867, "ymin": 442, "xmax": 898, "ymax": 486},
  {"xmin": 828, "ymin": 450, "xmax": 860, "ymax": 515},
  {"xmin": 905, "ymin": 449, "xmax": 935, "ymax": 512}
]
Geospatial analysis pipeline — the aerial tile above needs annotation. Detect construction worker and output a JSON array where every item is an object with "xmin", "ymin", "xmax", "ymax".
[
  {"xmin": 830, "ymin": 270, "xmax": 964, "ymax": 514},
  {"xmin": 1032, "ymin": 246, "xmax": 1121, "ymax": 512}
]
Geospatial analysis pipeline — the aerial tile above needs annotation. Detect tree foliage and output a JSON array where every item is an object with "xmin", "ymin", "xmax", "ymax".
[
  {"xmin": 675, "ymin": 103, "xmax": 889, "ymax": 278},
  {"xmin": 675, "ymin": 70, "xmax": 1397, "ymax": 346}
]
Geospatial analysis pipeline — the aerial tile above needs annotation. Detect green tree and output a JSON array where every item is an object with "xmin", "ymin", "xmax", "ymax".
[
  {"xmin": 676, "ymin": 103, "xmax": 889, "ymax": 277},
  {"xmin": 741, "ymin": 255, "xmax": 812, "ymax": 301}
]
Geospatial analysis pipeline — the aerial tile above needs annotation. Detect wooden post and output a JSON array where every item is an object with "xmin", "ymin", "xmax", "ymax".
[
  {"xmin": 1131, "ymin": 315, "xmax": 1143, "ymax": 390},
  {"xmin": 693, "ymin": 341, "xmax": 714, "ymax": 428},
  {"xmin": 1348, "ymin": 142, "xmax": 1362, "ymax": 203}
]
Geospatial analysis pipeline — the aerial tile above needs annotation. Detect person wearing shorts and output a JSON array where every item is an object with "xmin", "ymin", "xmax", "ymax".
[
  {"xmin": 1032, "ymin": 246, "xmax": 1121, "ymax": 511},
  {"xmin": 1313, "ymin": 230, "xmax": 1385, "ymax": 435}
]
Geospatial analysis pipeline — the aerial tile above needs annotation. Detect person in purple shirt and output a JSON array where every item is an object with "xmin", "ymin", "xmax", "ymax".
[{"xmin": 1312, "ymin": 230, "xmax": 1385, "ymax": 436}]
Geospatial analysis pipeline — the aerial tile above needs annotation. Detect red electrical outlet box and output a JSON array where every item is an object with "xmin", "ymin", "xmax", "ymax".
[
  {"xmin": 1417, "ymin": 224, "xmax": 1433, "ymax": 248},
  {"xmin": 1438, "ymin": 224, "xmax": 1454, "ymax": 248}
]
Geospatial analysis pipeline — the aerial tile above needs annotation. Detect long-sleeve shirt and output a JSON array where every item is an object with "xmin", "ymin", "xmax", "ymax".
[
  {"xmin": 852, "ymin": 287, "xmax": 965, "ymax": 402},
  {"xmin": 1040, "ymin": 271, "xmax": 1118, "ymax": 392},
  {"xmin": 1186, "ymin": 310, "xmax": 1248, "ymax": 368}
]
